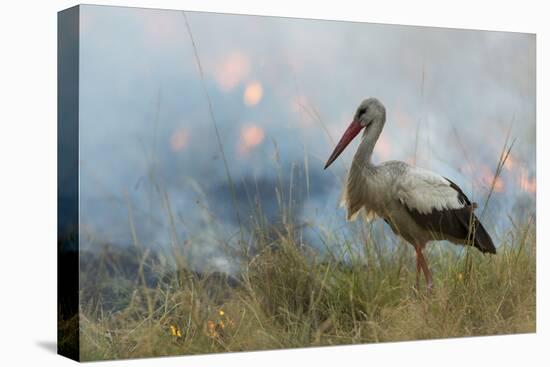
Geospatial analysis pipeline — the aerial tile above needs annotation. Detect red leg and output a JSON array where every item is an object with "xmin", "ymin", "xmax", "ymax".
[
  {"xmin": 415, "ymin": 251, "xmax": 421, "ymax": 290},
  {"xmin": 415, "ymin": 246, "xmax": 433, "ymax": 291}
]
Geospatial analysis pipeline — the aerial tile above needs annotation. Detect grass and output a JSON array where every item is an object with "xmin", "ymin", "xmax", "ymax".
[
  {"xmin": 78, "ymin": 211, "xmax": 535, "ymax": 361},
  {"xmin": 77, "ymin": 125, "xmax": 535, "ymax": 360},
  {"xmin": 76, "ymin": 13, "xmax": 535, "ymax": 361}
]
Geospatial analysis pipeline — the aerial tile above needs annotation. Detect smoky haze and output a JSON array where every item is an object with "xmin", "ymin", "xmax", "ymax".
[{"xmin": 74, "ymin": 5, "xmax": 536, "ymax": 272}]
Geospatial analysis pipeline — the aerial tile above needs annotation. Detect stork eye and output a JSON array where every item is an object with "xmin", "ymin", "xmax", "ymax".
[{"xmin": 358, "ymin": 107, "xmax": 367, "ymax": 117}]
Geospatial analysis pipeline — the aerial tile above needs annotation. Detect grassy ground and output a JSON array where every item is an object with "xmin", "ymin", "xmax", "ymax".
[{"xmin": 79, "ymin": 217, "xmax": 535, "ymax": 361}]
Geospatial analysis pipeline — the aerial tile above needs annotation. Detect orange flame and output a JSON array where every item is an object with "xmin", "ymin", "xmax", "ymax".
[
  {"xmin": 478, "ymin": 165, "xmax": 504, "ymax": 193},
  {"xmin": 503, "ymin": 154, "xmax": 516, "ymax": 171},
  {"xmin": 493, "ymin": 177, "xmax": 505, "ymax": 193},
  {"xmin": 170, "ymin": 129, "xmax": 189, "ymax": 152},
  {"xmin": 239, "ymin": 124, "xmax": 265, "ymax": 154},
  {"xmin": 243, "ymin": 81, "xmax": 263, "ymax": 106},
  {"xmin": 519, "ymin": 167, "xmax": 536, "ymax": 193},
  {"xmin": 215, "ymin": 52, "xmax": 251, "ymax": 92}
]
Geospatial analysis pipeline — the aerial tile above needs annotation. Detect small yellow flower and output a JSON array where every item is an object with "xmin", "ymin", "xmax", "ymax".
[
  {"xmin": 207, "ymin": 320, "xmax": 215, "ymax": 331},
  {"xmin": 458, "ymin": 272, "xmax": 464, "ymax": 281},
  {"xmin": 170, "ymin": 324, "xmax": 182, "ymax": 337},
  {"xmin": 206, "ymin": 319, "xmax": 227, "ymax": 339},
  {"xmin": 219, "ymin": 309, "xmax": 225, "ymax": 316}
]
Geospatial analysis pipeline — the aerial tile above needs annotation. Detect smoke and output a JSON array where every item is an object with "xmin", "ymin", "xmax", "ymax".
[{"xmin": 73, "ymin": 5, "xmax": 535, "ymax": 271}]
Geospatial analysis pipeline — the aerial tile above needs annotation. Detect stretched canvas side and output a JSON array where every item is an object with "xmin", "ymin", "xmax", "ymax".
[{"xmin": 57, "ymin": 5, "xmax": 80, "ymax": 362}]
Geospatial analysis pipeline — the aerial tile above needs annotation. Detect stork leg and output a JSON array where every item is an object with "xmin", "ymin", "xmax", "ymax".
[
  {"xmin": 415, "ymin": 250, "xmax": 421, "ymax": 290},
  {"xmin": 415, "ymin": 246, "xmax": 433, "ymax": 291}
]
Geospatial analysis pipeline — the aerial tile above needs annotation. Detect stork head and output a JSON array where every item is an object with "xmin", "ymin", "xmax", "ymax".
[{"xmin": 324, "ymin": 98, "xmax": 386, "ymax": 169}]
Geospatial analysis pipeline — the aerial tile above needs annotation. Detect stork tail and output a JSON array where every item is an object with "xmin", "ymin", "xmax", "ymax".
[
  {"xmin": 406, "ymin": 205, "xmax": 497, "ymax": 254},
  {"xmin": 468, "ymin": 214, "xmax": 496, "ymax": 254}
]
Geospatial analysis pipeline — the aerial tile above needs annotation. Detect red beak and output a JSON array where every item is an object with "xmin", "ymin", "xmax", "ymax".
[{"xmin": 324, "ymin": 120, "xmax": 364, "ymax": 169}]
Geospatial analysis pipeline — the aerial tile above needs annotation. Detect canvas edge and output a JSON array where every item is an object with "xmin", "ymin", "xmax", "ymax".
[{"xmin": 57, "ymin": 4, "xmax": 80, "ymax": 362}]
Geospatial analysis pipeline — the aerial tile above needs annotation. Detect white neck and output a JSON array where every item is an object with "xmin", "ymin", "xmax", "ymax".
[{"xmin": 351, "ymin": 119, "xmax": 384, "ymax": 170}]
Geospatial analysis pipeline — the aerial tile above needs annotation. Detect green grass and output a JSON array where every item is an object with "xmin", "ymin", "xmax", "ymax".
[{"xmin": 79, "ymin": 217, "xmax": 535, "ymax": 361}]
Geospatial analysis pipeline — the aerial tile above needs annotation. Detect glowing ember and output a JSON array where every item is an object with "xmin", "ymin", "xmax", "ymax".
[
  {"xmin": 239, "ymin": 124, "xmax": 265, "ymax": 154},
  {"xmin": 215, "ymin": 52, "xmax": 250, "ymax": 92},
  {"xmin": 170, "ymin": 129, "xmax": 189, "ymax": 152},
  {"xmin": 243, "ymin": 81, "xmax": 263, "ymax": 106}
]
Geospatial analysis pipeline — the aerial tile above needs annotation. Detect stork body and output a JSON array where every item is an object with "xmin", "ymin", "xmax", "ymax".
[{"xmin": 324, "ymin": 98, "xmax": 496, "ymax": 289}]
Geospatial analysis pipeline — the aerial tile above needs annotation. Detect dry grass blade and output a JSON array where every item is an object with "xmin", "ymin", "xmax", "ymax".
[{"xmin": 181, "ymin": 11, "xmax": 244, "ymax": 243}]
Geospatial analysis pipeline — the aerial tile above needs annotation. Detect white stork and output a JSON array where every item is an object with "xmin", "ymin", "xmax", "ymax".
[{"xmin": 324, "ymin": 97, "xmax": 496, "ymax": 290}]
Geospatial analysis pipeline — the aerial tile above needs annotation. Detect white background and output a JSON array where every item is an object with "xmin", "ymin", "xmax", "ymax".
[{"xmin": 0, "ymin": 0, "xmax": 547, "ymax": 366}]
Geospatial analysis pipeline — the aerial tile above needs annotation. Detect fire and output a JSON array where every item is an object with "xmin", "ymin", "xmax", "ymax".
[
  {"xmin": 503, "ymin": 154, "xmax": 516, "ymax": 171},
  {"xmin": 519, "ymin": 167, "xmax": 536, "ymax": 194},
  {"xmin": 478, "ymin": 165, "xmax": 504, "ymax": 193},
  {"xmin": 170, "ymin": 129, "xmax": 189, "ymax": 152},
  {"xmin": 215, "ymin": 51, "xmax": 250, "ymax": 92},
  {"xmin": 243, "ymin": 81, "xmax": 263, "ymax": 106},
  {"xmin": 493, "ymin": 177, "xmax": 505, "ymax": 193},
  {"xmin": 239, "ymin": 124, "xmax": 265, "ymax": 154}
]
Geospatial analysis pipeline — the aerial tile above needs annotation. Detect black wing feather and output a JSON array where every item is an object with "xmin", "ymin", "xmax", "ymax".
[{"xmin": 405, "ymin": 178, "xmax": 496, "ymax": 254}]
